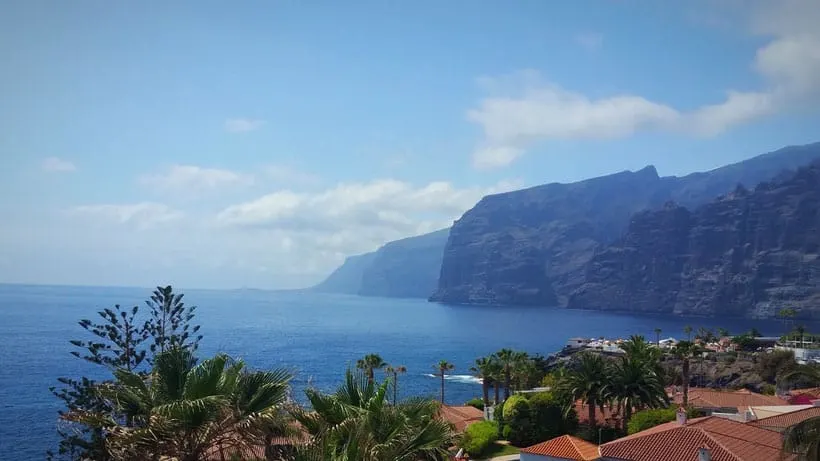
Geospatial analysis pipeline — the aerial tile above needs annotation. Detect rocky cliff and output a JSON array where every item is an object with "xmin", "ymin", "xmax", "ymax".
[
  {"xmin": 311, "ymin": 252, "xmax": 377, "ymax": 294},
  {"xmin": 310, "ymin": 229, "xmax": 449, "ymax": 298},
  {"xmin": 569, "ymin": 161, "xmax": 820, "ymax": 318},
  {"xmin": 431, "ymin": 142, "xmax": 820, "ymax": 307}
]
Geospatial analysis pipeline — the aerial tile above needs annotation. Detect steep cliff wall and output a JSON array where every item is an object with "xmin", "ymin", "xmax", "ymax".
[
  {"xmin": 431, "ymin": 143, "xmax": 820, "ymax": 307},
  {"xmin": 569, "ymin": 162, "xmax": 820, "ymax": 318}
]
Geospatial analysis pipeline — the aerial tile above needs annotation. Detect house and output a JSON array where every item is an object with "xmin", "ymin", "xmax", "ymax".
[
  {"xmin": 749, "ymin": 405, "xmax": 820, "ymax": 432},
  {"xmin": 520, "ymin": 411, "xmax": 797, "ymax": 461},
  {"xmin": 598, "ymin": 415, "xmax": 792, "ymax": 461},
  {"xmin": 566, "ymin": 338, "xmax": 590, "ymax": 349},
  {"xmin": 520, "ymin": 434, "xmax": 599, "ymax": 461},
  {"xmin": 574, "ymin": 401, "xmax": 622, "ymax": 428},
  {"xmin": 438, "ymin": 405, "xmax": 484, "ymax": 432},
  {"xmin": 671, "ymin": 387, "xmax": 788, "ymax": 414}
]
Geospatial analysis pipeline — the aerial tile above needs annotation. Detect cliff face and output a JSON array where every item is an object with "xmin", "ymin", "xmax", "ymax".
[
  {"xmin": 431, "ymin": 166, "xmax": 671, "ymax": 305},
  {"xmin": 569, "ymin": 162, "xmax": 820, "ymax": 318},
  {"xmin": 431, "ymin": 143, "xmax": 820, "ymax": 307},
  {"xmin": 311, "ymin": 252, "xmax": 377, "ymax": 294},
  {"xmin": 359, "ymin": 229, "xmax": 450, "ymax": 298},
  {"xmin": 310, "ymin": 229, "xmax": 449, "ymax": 298}
]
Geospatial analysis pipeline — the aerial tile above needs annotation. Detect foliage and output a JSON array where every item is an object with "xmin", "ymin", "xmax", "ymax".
[
  {"xmin": 528, "ymin": 392, "xmax": 578, "ymax": 445},
  {"xmin": 435, "ymin": 360, "xmax": 455, "ymax": 403},
  {"xmin": 384, "ymin": 364, "xmax": 407, "ymax": 404},
  {"xmin": 465, "ymin": 398, "xmax": 484, "ymax": 410},
  {"xmin": 144, "ymin": 286, "xmax": 202, "ymax": 357},
  {"xmin": 49, "ymin": 286, "xmax": 202, "ymax": 460},
  {"xmin": 607, "ymin": 347, "xmax": 669, "ymax": 430},
  {"xmin": 627, "ymin": 408, "xmax": 676, "ymax": 434},
  {"xmin": 461, "ymin": 421, "xmax": 498, "ymax": 457},
  {"xmin": 757, "ymin": 349, "xmax": 797, "ymax": 384},
  {"xmin": 471, "ymin": 356, "xmax": 495, "ymax": 407},
  {"xmin": 292, "ymin": 369, "xmax": 456, "ymax": 461},
  {"xmin": 558, "ymin": 352, "xmax": 610, "ymax": 429},
  {"xmin": 761, "ymin": 383, "xmax": 777, "ymax": 395},
  {"xmin": 356, "ymin": 354, "xmax": 387, "ymax": 382},
  {"xmin": 732, "ymin": 334, "xmax": 761, "ymax": 351},
  {"xmin": 68, "ymin": 347, "xmax": 292, "ymax": 461},
  {"xmin": 783, "ymin": 414, "xmax": 820, "ymax": 460}
]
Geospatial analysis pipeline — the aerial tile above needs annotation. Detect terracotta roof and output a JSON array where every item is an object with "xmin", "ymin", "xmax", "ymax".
[
  {"xmin": 521, "ymin": 434, "xmax": 600, "ymax": 461},
  {"xmin": 749, "ymin": 406, "xmax": 820, "ymax": 432},
  {"xmin": 672, "ymin": 388, "xmax": 788, "ymax": 410},
  {"xmin": 789, "ymin": 387, "xmax": 820, "ymax": 397},
  {"xmin": 438, "ymin": 405, "xmax": 484, "ymax": 432},
  {"xmin": 600, "ymin": 415, "xmax": 794, "ymax": 461}
]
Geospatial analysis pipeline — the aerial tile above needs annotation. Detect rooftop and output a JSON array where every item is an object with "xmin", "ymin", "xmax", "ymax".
[
  {"xmin": 438, "ymin": 405, "xmax": 484, "ymax": 432},
  {"xmin": 520, "ymin": 434, "xmax": 600, "ymax": 461},
  {"xmin": 672, "ymin": 387, "xmax": 788, "ymax": 410},
  {"xmin": 599, "ymin": 416, "xmax": 793, "ymax": 461},
  {"xmin": 749, "ymin": 406, "xmax": 820, "ymax": 432}
]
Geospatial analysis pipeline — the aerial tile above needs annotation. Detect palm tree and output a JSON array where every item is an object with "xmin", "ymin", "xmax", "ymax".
[
  {"xmin": 384, "ymin": 364, "xmax": 407, "ymax": 404},
  {"xmin": 471, "ymin": 357, "xmax": 493, "ymax": 409},
  {"xmin": 486, "ymin": 356, "xmax": 503, "ymax": 404},
  {"xmin": 654, "ymin": 328, "xmax": 662, "ymax": 346},
  {"xmin": 293, "ymin": 369, "xmax": 455, "ymax": 461},
  {"xmin": 559, "ymin": 352, "xmax": 610, "ymax": 430},
  {"xmin": 683, "ymin": 325, "xmax": 693, "ymax": 341},
  {"xmin": 356, "ymin": 354, "xmax": 387, "ymax": 383},
  {"xmin": 672, "ymin": 341, "xmax": 699, "ymax": 407},
  {"xmin": 779, "ymin": 308, "xmax": 797, "ymax": 334},
  {"xmin": 435, "ymin": 360, "xmax": 455, "ymax": 404},
  {"xmin": 68, "ymin": 347, "xmax": 292, "ymax": 461},
  {"xmin": 783, "ymin": 415, "xmax": 820, "ymax": 460},
  {"xmin": 608, "ymin": 353, "xmax": 669, "ymax": 431},
  {"xmin": 496, "ymin": 348, "xmax": 523, "ymax": 400}
]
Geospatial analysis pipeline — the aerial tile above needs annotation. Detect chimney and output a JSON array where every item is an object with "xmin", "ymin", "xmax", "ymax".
[
  {"xmin": 677, "ymin": 406, "xmax": 687, "ymax": 426},
  {"xmin": 698, "ymin": 447, "xmax": 711, "ymax": 461}
]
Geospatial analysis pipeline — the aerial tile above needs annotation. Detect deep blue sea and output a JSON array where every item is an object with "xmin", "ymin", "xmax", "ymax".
[{"xmin": 0, "ymin": 284, "xmax": 803, "ymax": 459}]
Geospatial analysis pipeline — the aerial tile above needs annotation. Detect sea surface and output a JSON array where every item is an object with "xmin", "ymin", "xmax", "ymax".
[{"xmin": 0, "ymin": 284, "xmax": 805, "ymax": 459}]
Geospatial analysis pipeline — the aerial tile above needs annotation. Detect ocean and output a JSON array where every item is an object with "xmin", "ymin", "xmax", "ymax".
[{"xmin": 0, "ymin": 284, "xmax": 799, "ymax": 459}]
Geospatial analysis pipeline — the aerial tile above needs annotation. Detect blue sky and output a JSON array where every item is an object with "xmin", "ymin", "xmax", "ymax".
[{"xmin": 1, "ymin": 0, "xmax": 819, "ymax": 289}]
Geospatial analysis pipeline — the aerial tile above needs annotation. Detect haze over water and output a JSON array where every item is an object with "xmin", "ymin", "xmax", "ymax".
[{"xmin": 0, "ymin": 284, "xmax": 804, "ymax": 459}]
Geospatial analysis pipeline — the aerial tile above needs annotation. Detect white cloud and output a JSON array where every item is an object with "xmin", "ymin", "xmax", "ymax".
[
  {"xmin": 469, "ymin": 0, "xmax": 820, "ymax": 168},
  {"xmin": 224, "ymin": 118, "xmax": 266, "ymax": 133},
  {"xmin": 216, "ymin": 178, "xmax": 521, "ymax": 254},
  {"xmin": 265, "ymin": 165, "xmax": 322, "ymax": 187},
  {"xmin": 41, "ymin": 157, "xmax": 77, "ymax": 172},
  {"xmin": 139, "ymin": 165, "xmax": 254, "ymax": 197},
  {"xmin": 69, "ymin": 202, "xmax": 183, "ymax": 229},
  {"xmin": 575, "ymin": 32, "xmax": 603, "ymax": 51}
]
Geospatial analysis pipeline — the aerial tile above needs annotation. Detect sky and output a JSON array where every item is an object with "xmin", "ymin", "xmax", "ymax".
[{"xmin": 1, "ymin": 0, "xmax": 819, "ymax": 290}]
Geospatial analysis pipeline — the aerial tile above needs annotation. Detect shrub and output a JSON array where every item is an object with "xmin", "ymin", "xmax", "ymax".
[
  {"xmin": 529, "ymin": 392, "xmax": 578, "ymax": 443},
  {"xmin": 760, "ymin": 383, "xmax": 777, "ymax": 395},
  {"xmin": 502, "ymin": 395, "xmax": 531, "ymax": 445},
  {"xmin": 465, "ymin": 398, "xmax": 484, "ymax": 410},
  {"xmin": 627, "ymin": 408, "xmax": 676, "ymax": 434},
  {"xmin": 461, "ymin": 421, "xmax": 498, "ymax": 457},
  {"xmin": 757, "ymin": 349, "xmax": 797, "ymax": 383}
]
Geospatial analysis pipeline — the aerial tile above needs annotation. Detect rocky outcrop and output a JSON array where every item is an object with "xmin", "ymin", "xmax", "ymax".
[
  {"xmin": 310, "ymin": 229, "xmax": 449, "ymax": 298},
  {"xmin": 431, "ymin": 142, "xmax": 820, "ymax": 307},
  {"xmin": 569, "ymin": 162, "xmax": 820, "ymax": 318}
]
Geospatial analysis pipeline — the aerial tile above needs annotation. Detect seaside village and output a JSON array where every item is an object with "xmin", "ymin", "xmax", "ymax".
[{"xmin": 435, "ymin": 330, "xmax": 820, "ymax": 461}]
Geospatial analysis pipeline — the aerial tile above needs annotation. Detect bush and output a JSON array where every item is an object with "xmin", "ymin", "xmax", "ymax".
[
  {"xmin": 465, "ymin": 398, "xmax": 484, "ymax": 410},
  {"xmin": 502, "ymin": 395, "xmax": 531, "ymax": 445},
  {"xmin": 760, "ymin": 383, "xmax": 777, "ymax": 395},
  {"xmin": 757, "ymin": 349, "xmax": 796, "ymax": 383},
  {"xmin": 627, "ymin": 408, "xmax": 676, "ymax": 434},
  {"xmin": 529, "ymin": 392, "xmax": 578, "ymax": 443},
  {"xmin": 461, "ymin": 421, "xmax": 498, "ymax": 457},
  {"xmin": 627, "ymin": 407, "xmax": 703, "ymax": 435}
]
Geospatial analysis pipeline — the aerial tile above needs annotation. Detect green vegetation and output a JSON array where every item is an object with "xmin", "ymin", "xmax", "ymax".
[
  {"xmin": 461, "ymin": 421, "xmax": 498, "ymax": 457},
  {"xmin": 627, "ymin": 408, "xmax": 677, "ymax": 434},
  {"xmin": 293, "ymin": 370, "xmax": 455, "ymax": 461},
  {"xmin": 481, "ymin": 442, "xmax": 520, "ymax": 457},
  {"xmin": 356, "ymin": 353, "xmax": 387, "ymax": 382},
  {"xmin": 465, "ymin": 398, "xmax": 484, "ymax": 410},
  {"xmin": 434, "ymin": 359, "xmax": 455, "ymax": 403}
]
